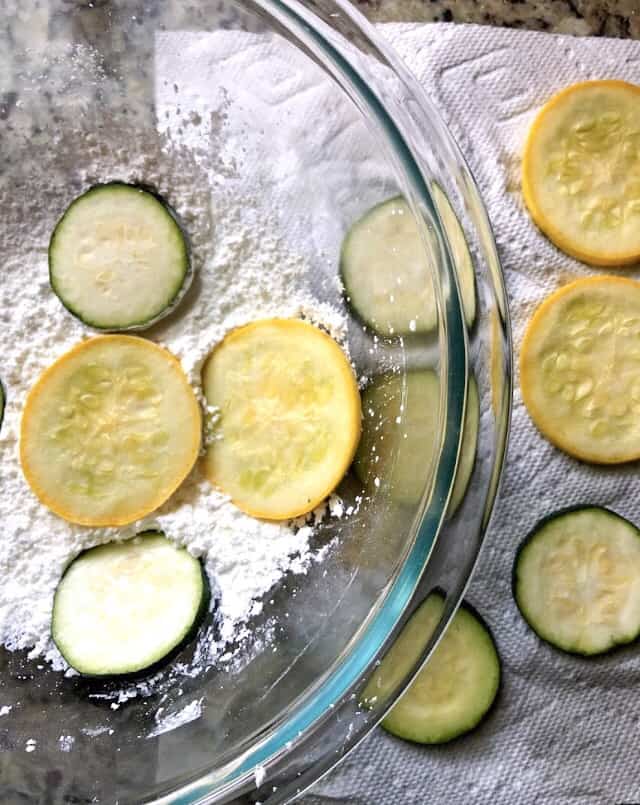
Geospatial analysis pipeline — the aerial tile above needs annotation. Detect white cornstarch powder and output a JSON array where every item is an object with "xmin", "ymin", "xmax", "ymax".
[{"xmin": 0, "ymin": 112, "xmax": 347, "ymax": 674}]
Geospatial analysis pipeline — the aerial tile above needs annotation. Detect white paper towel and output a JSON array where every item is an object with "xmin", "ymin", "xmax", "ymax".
[
  {"xmin": 302, "ymin": 23, "xmax": 640, "ymax": 805},
  {"xmin": 156, "ymin": 21, "xmax": 640, "ymax": 805}
]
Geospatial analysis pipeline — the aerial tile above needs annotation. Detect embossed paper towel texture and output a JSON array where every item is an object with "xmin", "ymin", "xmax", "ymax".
[
  {"xmin": 156, "ymin": 24, "xmax": 640, "ymax": 805},
  {"xmin": 303, "ymin": 24, "xmax": 640, "ymax": 805}
]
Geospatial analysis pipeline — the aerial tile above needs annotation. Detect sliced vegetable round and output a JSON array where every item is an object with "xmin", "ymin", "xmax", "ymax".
[
  {"xmin": 514, "ymin": 507, "xmax": 640, "ymax": 655},
  {"xmin": 52, "ymin": 531, "xmax": 208, "ymax": 676},
  {"xmin": 355, "ymin": 371, "xmax": 478, "ymax": 514},
  {"xmin": 432, "ymin": 183, "xmax": 476, "ymax": 328},
  {"xmin": 520, "ymin": 276, "xmax": 640, "ymax": 463},
  {"xmin": 355, "ymin": 371, "xmax": 439, "ymax": 505},
  {"xmin": 49, "ymin": 183, "xmax": 191, "ymax": 331},
  {"xmin": 20, "ymin": 336, "xmax": 201, "ymax": 526},
  {"xmin": 362, "ymin": 594, "xmax": 500, "ymax": 744},
  {"xmin": 340, "ymin": 197, "xmax": 437, "ymax": 336},
  {"xmin": 202, "ymin": 318, "xmax": 361, "ymax": 520},
  {"xmin": 523, "ymin": 80, "xmax": 640, "ymax": 266}
]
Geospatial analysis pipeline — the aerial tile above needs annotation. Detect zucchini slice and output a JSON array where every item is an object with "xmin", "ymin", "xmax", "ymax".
[
  {"xmin": 20, "ymin": 336, "xmax": 201, "ymax": 526},
  {"xmin": 355, "ymin": 371, "xmax": 439, "ymax": 505},
  {"xmin": 52, "ymin": 531, "xmax": 208, "ymax": 676},
  {"xmin": 355, "ymin": 371, "xmax": 478, "ymax": 514},
  {"xmin": 431, "ymin": 183, "xmax": 477, "ymax": 328},
  {"xmin": 523, "ymin": 80, "xmax": 640, "ymax": 266},
  {"xmin": 520, "ymin": 275, "xmax": 640, "ymax": 464},
  {"xmin": 362, "ymin": 594, "xmax": 500, "ymax": 744},
  {"xmin": 49, "ymin": 183, "xmax": 191, "ymax": 331},
  {"xmin": 340, "ymin": 197, "xmax": 437, "ymax": 337},
  {"xmin": 514, "ymin": 507, "xmax": 640, "ymax": 655},
  {"xmin": 202, "ymin": 318, "xmax": 361, "ymax": 520}
]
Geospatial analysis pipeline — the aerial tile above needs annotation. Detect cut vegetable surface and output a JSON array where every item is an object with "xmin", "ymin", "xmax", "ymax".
[
  {"xmin": 52, "ymin": 531, "xmax": 208, "ymax": 676},
  {"xmin": 514, "ymin": 507, "xmax": 640, "ymax": 655},
  {"xmin": 523, "ymin": 80, "xmax": 640, "ymax": 265},
  {"xmin": 355, "ymin": 371, "xmax": 478, "ymax": 514},
  {"xmin": 340, "ymin": 197, "xmax": 437, "ymax": 336},
  {"xmin": 355, "ymin": 371, "xmax": 439, "ymax": 505},
  {"xmin": 432, "ymin": 183, "xmax": 476, "ymax": 328},
  {"xmin": 520, "ymin": 276, "xmax": 640, "ymax": 463},
  {"xmin": 202, "ymin": 318, "xmax": 361, "ymax": 520},
  {"xmin": 21, "ymin": 336, "xmax": 201, "ymax": 526},
  {"xmin": 362, "ymin": 593, "xmax": 500, "ymax": 744},
  {"xmin": 49, "ymin": 183, "xmax": 191, "ymax": 330}
]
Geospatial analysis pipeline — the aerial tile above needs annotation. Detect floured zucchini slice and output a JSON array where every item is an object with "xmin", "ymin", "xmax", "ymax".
[
  {"xmin": 514, "ymin": 507, "xmax": 640, "ymax": 655},
  {"xmin": 52, "ymin": 531, "xmax": 209, "ymax": 676},
  {"xmin": 355, "ymin": 371, "xmax": 478, "ymax": 515},
  {"xmin": 362, "ymin": 593, "xmax": 500, "ymax": 744},
  {"xmin": 49, "ymin": 183, "xmax": 191, "ymax": 330},
  {"xmin": 523, "ymin": 80, "xmax": 640, "ymax": 265},
  {"xmin": 432, "ymin": 183, "xmax": 476, "ymax": 328},
  {"xmin": 520, "ymin": 276, "xmax": 640, "ymax": 463},
  {"xmin": 21, "ymin": 336, "xmax": 201, "ymax": 526},
  {"xmin": 340, "ymin": 197, "xmax": 437, "ymax": 336},
  {"xmin": 202, "ymin": 318, "xmax": 361, "ymax": 520}
]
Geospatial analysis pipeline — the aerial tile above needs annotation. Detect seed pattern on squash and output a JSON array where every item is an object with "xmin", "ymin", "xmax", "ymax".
[
  {"xmin": 202, "ymin": 318, "xmax": 361, "ymax": 520},
  {"xmin": 520, "ymin": 276, "xmax": 640, "ymax": 463},
  {"xmin": 523, "ymin": 80, "xmax": 640, "ymax": 265},
  {"xmin": 20, "ymin": 336, "xmax": 201, "ymax": 526}
]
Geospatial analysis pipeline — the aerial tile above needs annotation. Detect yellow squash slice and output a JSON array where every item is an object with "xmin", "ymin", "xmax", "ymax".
[
  {"xmin": 520, "ymin": 276, "xmax": 640, "ymax": 463},
  {"xmin": 21, "ymin": 336, "xmax": 201, "ymax": 526},
  {"xmin": 202, "ymin": 319, "xmax": 361, "ymax": 520},
  {"xmin": 523, "ymin": 80, "xmax": 640, "ymax": 265}
]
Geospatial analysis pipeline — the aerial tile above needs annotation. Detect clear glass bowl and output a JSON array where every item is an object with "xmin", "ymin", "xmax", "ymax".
[{"xmin": 0, "ymin": 1, "xmax": 510, "ymax": 803}]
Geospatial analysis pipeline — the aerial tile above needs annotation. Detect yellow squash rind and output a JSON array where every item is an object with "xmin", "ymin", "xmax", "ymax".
[
  {"xmin": 520, "ymin": 275, "xmax": 640, "ymax": 463},
  {"xmin": 202, "ymin": 319, "xmax": 361, "ymax": 520},
  {"xmin": 20, "ymin": 336, "xmax": 201, "ymax": 526},
  {"xmin": 523, "ymin": 80, "xmax": 640, "ymax": 266}
]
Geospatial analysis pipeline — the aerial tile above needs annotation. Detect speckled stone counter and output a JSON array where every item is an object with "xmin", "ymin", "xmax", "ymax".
[{"xmin": 353, "ymin": 0, "xmax": 639, "ymax": 37}]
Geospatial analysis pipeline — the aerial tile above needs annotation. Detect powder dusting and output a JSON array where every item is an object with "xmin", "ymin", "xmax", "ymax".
[
  {"xmin": 148, "ymin": 697, "xmax": 204, "ymax": 738},
  {"xmin": 0, "ymin": 97, "xmax": 347, "ymax": 687}
]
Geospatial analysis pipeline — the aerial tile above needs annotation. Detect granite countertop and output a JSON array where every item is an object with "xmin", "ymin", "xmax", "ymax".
[{"xmin": 353, "ymin": 0, "xmax": 639, "ymax": 37}]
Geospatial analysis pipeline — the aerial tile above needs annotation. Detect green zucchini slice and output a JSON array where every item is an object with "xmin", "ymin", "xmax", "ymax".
[
  {"xmin": 340, "ymin": 192, "xmax": 476, "ymax": 337},
  {"xmin": 52, "ymin": 531, "xmax": 208, "ymax": 676},
  {"xmin": 340, "ymin": 197, "xmax": 437, "ymax": 337},
  {"xmin": 355, "ymin": 370, "xmax": 439, "ymax": 505},
  {"xmin": 362, "ymin": 594, "xmax": 500, "ymax": 744},
  {"xmin": 355, "ymin": 371, "xmax": 479, "ymax": 514},
  {"xmin": 49, "ymin": 183, "xmax": 191, "ymax": 331},
  {"xmin": 514, "ymin": 506, "xmax": 640, "ymax": 656}
]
